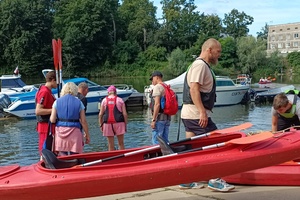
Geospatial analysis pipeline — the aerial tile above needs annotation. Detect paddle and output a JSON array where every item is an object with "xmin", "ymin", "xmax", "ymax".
[
  {"xmin": 74, "ymin": 122, "xmax": 252, "ymax": 168},
  {"xmin": 57, "ymin": 39, "xmax": 63, "ymax": 93},
  {"xmin": 52, "ymin": 39, "xmax": 59, "ymax": 97},
  {"xmin": 158, "ymin": 131, "xmax": 274, "ymax": 156}
]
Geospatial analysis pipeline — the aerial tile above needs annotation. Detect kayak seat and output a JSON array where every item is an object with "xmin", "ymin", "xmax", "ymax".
[
  {"xmin": 157, "ymin": 136, "xmax": 174, "ymax": 155},
  {"xmin": 157, "ymin": 136, "xmax": 193, "ymax": 156},
  {"xmin": 41, "ymin": 149, "xmax": 85, "ymax": 169}
]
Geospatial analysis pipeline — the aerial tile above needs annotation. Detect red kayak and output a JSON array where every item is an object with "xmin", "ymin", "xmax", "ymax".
[
  {"xmin": 1, "ymin": 130, "xmax": 300, "ymax": 200},
  {"xmin": 223, "ymin": 160, "xmax": 300, "ymax": 186}
]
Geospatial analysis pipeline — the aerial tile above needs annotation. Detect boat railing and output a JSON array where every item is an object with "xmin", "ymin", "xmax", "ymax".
[{"xmin": 103, "ymin": 84, "xmax": 136, "ymax": 92}]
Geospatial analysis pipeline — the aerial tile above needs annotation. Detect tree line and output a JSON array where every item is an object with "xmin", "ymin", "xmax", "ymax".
[{"xmin": 0, "ymin": 0, "xmax": 299, "ymax": 78}]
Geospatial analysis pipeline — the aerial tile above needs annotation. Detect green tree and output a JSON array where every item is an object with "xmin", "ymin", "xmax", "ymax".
[
  {"xmin": 236, "ymin": 36, "xmax": 266, "ymax": 74},
  {"xmin": 0, "ymin": 0, "xmax": 53, "ymax": 75},
  {"xmin": 119, "ymin": 0, "xmax": 159, "ymax": 51},
  {"xmin": 53, "ymin": 0, "xmax": 119, "ymax": 76},
  {"xmin": 257, "ymin": 23, "xmax": 269, "ymax": 40},
  {"xmin": 218, "ymin": 37, "xmax": 237, "ymax": 69},
  {"xmin": 199, "ymin": 14, "xmax": 223, "ymax": 38},
  {"xmin": 223, "ymin": 9, "xmax": 254, "ymax": 39},
  {"xmin": 166, "ymin": 47, "xmax": 188, "ymax": 76},
  {"xmin": 160, "ymin": 0, "xmax": 202, "ymax": 52},
  {"xmin": 287, "ymin": 52, "xmax": 300, "ymax": 73}
]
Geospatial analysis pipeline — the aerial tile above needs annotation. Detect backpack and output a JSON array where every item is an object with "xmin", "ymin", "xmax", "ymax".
[{"xmin": 160, "ymin": 83, "xmax": 178, "ymax": 115}]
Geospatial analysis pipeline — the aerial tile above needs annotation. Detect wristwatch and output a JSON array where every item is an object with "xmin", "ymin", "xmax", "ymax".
[{"xmin": 152, "ymin": 119, "xmax": 156, "ymax": 122}]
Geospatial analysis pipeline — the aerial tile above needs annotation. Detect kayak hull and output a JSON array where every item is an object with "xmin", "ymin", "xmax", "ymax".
[
  {"xmin": 223, "ymin": 161, "xmax": 300, "ymax": 186},
  {"xmin": 1, "ymin": 131, "xmax": 300, "ymax": 199}
]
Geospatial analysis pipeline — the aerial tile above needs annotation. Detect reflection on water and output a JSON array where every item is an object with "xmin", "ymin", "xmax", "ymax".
[{"xmin": 0, "ymin": 103, "xmax": 272, "ymax": 166}]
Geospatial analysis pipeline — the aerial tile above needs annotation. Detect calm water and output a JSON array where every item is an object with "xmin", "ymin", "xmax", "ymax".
[
  {"xmin": 1, "ymin": 74, "xmax": 299, "ymax": 166},
  {"xmin": 0, "ymin": 103, "xmax": 273, "ymax": 167}
]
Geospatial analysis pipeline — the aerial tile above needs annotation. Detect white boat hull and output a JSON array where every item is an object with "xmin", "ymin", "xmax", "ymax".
[{"xmin": 144, "ymin": 72, "xmax": 250, "ymax": 108}]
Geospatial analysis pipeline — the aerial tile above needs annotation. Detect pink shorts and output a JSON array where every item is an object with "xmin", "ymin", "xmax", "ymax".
[{"xmin": 102, "ymin": 122, "xmax": 126, "ymax": 137}]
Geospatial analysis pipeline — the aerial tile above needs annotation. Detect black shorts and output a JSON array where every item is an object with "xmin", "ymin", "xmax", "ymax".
[{"xmin": 182, "ymin": 118, "xmax": 217, "ymax": 135}]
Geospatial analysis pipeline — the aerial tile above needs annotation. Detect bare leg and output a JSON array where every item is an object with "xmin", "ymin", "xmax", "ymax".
[
  {"xmin": 107, "ymin": 136, "xmax": 115, "ymax": 151},
  {"xmin": 185, "ymin": 131, "xmax": 195, "ymax": 139},
  {"xmin": 116, "ymin": 134, "xmax": 125, "ymax": 150}
]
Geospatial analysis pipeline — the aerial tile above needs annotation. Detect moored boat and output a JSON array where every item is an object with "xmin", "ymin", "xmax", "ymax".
[
  {"xmin": 1, "ymin": 130, "xmax": 300, "ymax": 199},
  {"xmin": 0, "ymin": 71, "xmax": 38, "ymax": 96},
  {"xmin": 1, "ymin": 70, "xmax": 133, "ymax": 118},
  {"xmin": 144, "ymin": 72, "xmax": 250, "ymax": 107},
  {"xmin": 223, "ymin": 160, "xmax": 300, "ymax": 186}
]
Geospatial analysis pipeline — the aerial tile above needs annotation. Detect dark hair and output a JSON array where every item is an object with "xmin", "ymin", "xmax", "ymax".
[{"xmin": 46, "ymin": 71, "xmax": 56, "ymax": 82}]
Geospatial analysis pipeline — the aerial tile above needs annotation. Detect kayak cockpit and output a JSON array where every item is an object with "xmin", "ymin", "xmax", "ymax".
[{"xmin": 41, "ymin": 149, "xmax": 85, "ymax": 169}]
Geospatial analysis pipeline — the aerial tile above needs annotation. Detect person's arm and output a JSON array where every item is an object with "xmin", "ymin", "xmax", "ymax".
[
  {"xmin": 49, "ymin": 103, "xmax": 57, "ymax": 123},
  {"xmin": 189, "ymin": 82, "xmax": 208, "ymax": 128},
  {"xmin": 121, "ymin": 103, "xmax": 128, "ymax": 131},
  {"xmin": 35, "ymin": 92, "xmax": 53, "ymax": 115},
  {"xmin": 80, "ymin": 110, "xmax": 90, "ymax": 144},
  {"xmin": 98, "ymin": 101, "xmax": 105, "ymax": 129},
  {"xmin": 271, "ymin": 115, "xmax": 278, "ymax": 133},
  {"xmin": 151, "ymin": 95, "xmax": 161, "ymax": 129}
]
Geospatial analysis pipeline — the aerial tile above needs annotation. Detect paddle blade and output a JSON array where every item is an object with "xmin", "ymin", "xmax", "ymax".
[
  {"xmin": 228, "ymin": 131, "xmax": 273, "ymax": 145},
  {"xmin": 216, "ymin": 122, "xmax": 253, "ymax": 134},
  {"xmin": 57, "ymin": 39, "xmax": 62, "ymax": 70},
  {"xmin": 52, "ymin": 39, "xmax": 58, "ymax": 70}
]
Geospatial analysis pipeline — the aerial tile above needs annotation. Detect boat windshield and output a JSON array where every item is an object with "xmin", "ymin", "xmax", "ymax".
[
  {"xmin": 1, "ymin": 77, "xmax": 26, "ymax": 88},
  {"xmin": 216, "ymin": 79, "xmax": 235, "ymax": 87}
]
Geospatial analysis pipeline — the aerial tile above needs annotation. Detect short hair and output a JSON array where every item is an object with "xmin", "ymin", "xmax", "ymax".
[
  {"xmin": 60, "ymin": 82, "xmax": 78, "ymax": 97},
  {"xmin": 273, "ymin": 93, "xmax": 289, "ymax": 110},
  {"xmin": 201, "ymin": 38, "xmax": 220, "ymax": 52},
  {"xmin": 78, "ymin": 82, "xmax": 88, "ymax": 90},
  {"xmin": 46, "ymin": 71, "xmax": 56, "ymax": 82}
]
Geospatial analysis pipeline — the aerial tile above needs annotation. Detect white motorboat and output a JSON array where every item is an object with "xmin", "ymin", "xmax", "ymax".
[
  {"xmin": 0, "ymin": 73, "xmax": 38, "ymax": 95},
  {"xmin": 2, "ymin": 71, "xmax": 133, "ymax": 119},
  {"xmin": 144, "ymin": 72, "xmax": 250, "ymax": 107}
]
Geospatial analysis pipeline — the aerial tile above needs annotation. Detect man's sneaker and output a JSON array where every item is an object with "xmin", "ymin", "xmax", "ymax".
[
  {"xmin": 208, "ymin": 178, "xmax": 235, "ymax": 192},
  {"xmin": 179, "ymin": 182, "xmax": 204, "ymax": 189}
]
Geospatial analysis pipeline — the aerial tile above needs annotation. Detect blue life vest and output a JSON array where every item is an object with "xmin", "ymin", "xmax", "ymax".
[{"xmin": 56, "ymin": 94, "xmax": 81, "ymax": 128}]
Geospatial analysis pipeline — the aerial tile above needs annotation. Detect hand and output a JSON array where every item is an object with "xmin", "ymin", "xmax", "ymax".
[
  {"xmin": 85, "ymin": 134, "xmax": 90, "ymax": 144},
  {"xmin": 198, "ymin": 112, "xmax": 208, "ymax": 128},
  {"xmin": 151, "ymin": 121, "xmax": 156, "ymax": 129}
]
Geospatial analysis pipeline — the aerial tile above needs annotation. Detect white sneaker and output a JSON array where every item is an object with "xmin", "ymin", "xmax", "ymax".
[
  {"xmin": 208, "ymin": 178, "xmax": 235, "ymax": 192},
  {"xmin": 179, "ymin": 182, "xmax": 204, "ymax": 189}
]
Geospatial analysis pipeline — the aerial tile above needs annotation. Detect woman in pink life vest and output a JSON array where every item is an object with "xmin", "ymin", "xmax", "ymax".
[{"xmin": 98, "ymin": 85, "xmax": 128, "ymax": 151}]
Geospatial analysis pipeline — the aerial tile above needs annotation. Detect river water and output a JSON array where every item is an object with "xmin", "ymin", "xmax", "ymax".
[
  {"xmin": 1, "ymin": 74, "xmax": 299, "ymax": 167},
  {"xmin": 0, "ymin": 102, "xmax": 272, "ymax": 167}
]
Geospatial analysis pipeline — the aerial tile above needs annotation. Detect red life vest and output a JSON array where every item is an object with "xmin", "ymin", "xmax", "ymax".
[{"xmin": 103, "ymin": 96, "xmax": 125, "ymax": 123}]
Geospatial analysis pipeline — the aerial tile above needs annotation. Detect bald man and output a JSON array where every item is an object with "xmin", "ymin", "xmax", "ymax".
[{"xmin": 179, "ymin": 38, "xmax": 235, "ymax": 192}]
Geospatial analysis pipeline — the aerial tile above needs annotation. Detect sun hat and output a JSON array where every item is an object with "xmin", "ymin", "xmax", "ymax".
[{"xmin": 107, "ymin": 85, "xmax": 116, "ymax": 93}]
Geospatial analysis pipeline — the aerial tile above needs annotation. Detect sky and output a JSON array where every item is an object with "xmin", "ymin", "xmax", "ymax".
[{"xmin": 153, "ymin": 0, "xmax": 300, "ymax": 36}]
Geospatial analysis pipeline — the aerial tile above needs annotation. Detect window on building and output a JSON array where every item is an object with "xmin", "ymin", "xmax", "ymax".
[
  {"xmin": 294, "ymin": 42, "xmax": 298, "ymax": 47},
  {"xmin": 287, "ymin": 28, "xmax": 290, "ymax": 30},
  {"xmin": 279, "ymin": 35, "xmax": 283, "ymax": 40},
  {"xmin": 271, "ymin": 44, "xmax": 275, "ymax": 49},
  {"xmin": 295, "ymin": 33, "xmax": 299, "ymax": 38},
  {"xmin": 280, "ymin": 29, "xmax": 282, "ymax": 31},
  {"xmin": 278, "ymin": 43, "xmax": 282, "ymax": 48},
  {"xmin": 272, "ymin": 36, "xmax": 275, "ymax": 41},
  {"xmin": 286, "ymin": 43, "xmax": 290, "ymax": 48},
  {"xmin": 272, "ymin": 30, "xmax": 275, "ymax": 32},
  {"xmin": 296, "ymin": 27, "xmax": 299, "ymax": 29},
  {"xmin": 287, "ymin": 34, "xmax": 291, "ymax": 39}
]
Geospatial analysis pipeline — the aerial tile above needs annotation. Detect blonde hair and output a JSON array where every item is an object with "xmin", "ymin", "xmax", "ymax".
[{"xmin": 60, "ymin": 82, "xmax": 78, "ymax": 96}]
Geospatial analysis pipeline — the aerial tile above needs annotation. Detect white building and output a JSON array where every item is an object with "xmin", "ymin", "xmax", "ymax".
[{"xmin": 267, "ymin": 22, "xmax": 300, "ymax": 56}]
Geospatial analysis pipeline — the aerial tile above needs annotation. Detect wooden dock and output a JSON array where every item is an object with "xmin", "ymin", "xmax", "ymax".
[{"xmin": 125, "ymin": 92, "xmax": 147, "ymax": 107}]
